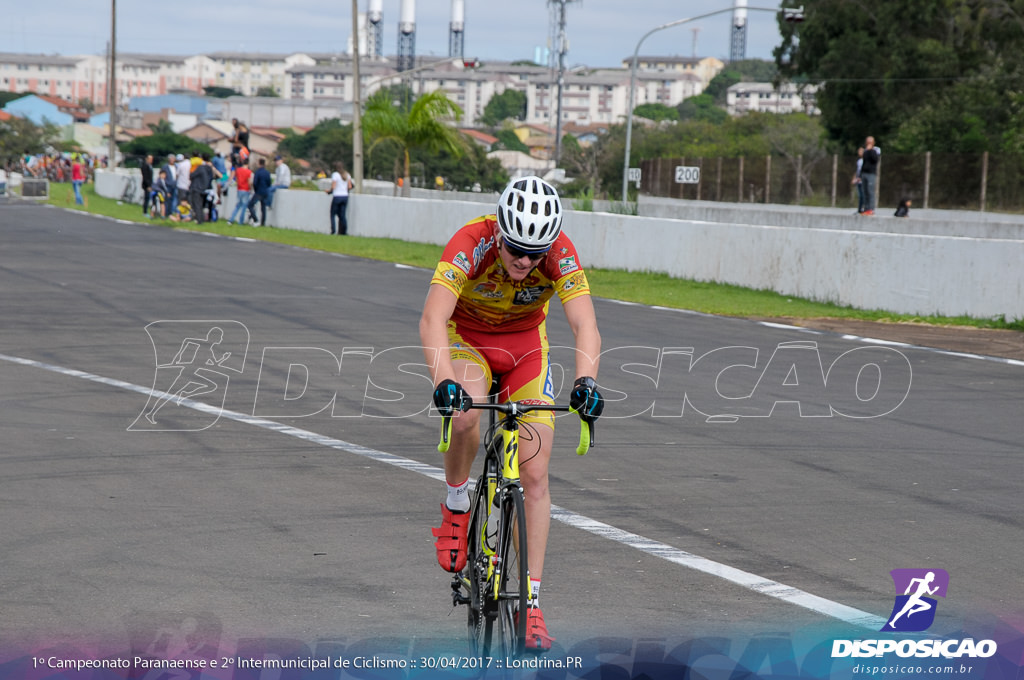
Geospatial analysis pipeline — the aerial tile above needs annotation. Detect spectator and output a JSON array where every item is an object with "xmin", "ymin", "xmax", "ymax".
[
  {"xmin": 895, "ymin": 198, "xmax": 911, "ymax": 217},
  {"xmin": 211, "ymin": 152, "xmax": 228, "ymax": 202},
  {"xmin": 140, "ymin": 154, "xmax": 154, "ymax": 216},
  {"xmin": 851, "ymin": 147, "xmax": 865, "ymax": 215},
  {"xmin": 227, "ymin": 158, "xmax": 253, "ymax": 225},
  {"xmin": 859, "ymin": 136, "xmax": 881, "ymax": 216},
  {"xmin": 152, "ymin": 169, "xmax": 171, "ymax": 217},
  {"xmin": 230, "ymin": 119, "xmax": 250, "ymax": 163},
  {"xmin": 162, "ymin": 154, "xmax": 179, "ymax": 215},
  {"xmin": 189, "ymin": 153, "xmax": 214, "ymax": 225},
  {"xmin": 248, "ymin": 158, "xmax": 272, "ymax": 226},
  {"xmin": 327, "ymin": 161, "xmax": 354, "ymax": 235},
  {"xmin": 71, "ymin": 155, "xmax": 85, "ymax": 205},
  {"xmin": 175, "ymin": 153, "xmax": 191, "ymax": 208},
  {"xmin": 266, "ymin": 155, "xmax": 291, "ymax": 209}
]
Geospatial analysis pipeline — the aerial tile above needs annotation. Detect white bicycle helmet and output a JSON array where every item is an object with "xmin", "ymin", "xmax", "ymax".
[{"xmin": 496, "ymin": 176, "xmax": 563, "ymax": 253}]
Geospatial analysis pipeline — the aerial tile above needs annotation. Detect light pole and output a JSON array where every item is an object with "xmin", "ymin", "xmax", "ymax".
[
  {"xmin": 351, "ymin": 0, "xmax": 363, "ymax": 193},
  {"xmin": 107, "ymin": 0, "xmax": 117, "ymax": 169},
  {"xmin": 620, "ymin": 5, "xmax": 804, "ymax": 204}
]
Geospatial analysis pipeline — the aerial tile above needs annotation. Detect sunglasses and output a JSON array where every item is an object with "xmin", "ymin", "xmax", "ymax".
[{"xmin": 501, "ymin": 239, "xmax": 548, "ymax": 262}]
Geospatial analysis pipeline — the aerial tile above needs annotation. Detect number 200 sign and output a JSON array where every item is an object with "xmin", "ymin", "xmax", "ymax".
[{"xmin": 675, "ymin": 166, "xmax": 701, "ymax": 184}]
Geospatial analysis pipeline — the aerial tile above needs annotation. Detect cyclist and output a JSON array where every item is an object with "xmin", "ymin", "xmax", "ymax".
[{"xmin": 420, "ymin": 175, "xmax": 604, "ymax": 652}]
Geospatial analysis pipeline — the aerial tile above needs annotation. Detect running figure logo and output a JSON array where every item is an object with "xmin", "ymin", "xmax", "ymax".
[
  {"xmin": 130, "ymin": 321, "xmax": 249, "ymax": 431},
  {"xmin": 881, "ymin": 568, "xmax": 950, "ymax": 632}
]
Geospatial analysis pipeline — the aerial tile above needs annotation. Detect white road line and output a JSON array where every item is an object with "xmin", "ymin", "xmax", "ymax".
[{"xmin": 0, "ymin": 351, "xmax": 886, "ymax": 630}]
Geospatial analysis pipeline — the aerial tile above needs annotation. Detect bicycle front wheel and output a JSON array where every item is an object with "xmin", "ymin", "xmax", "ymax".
[
  {"xmin": 495, "ymin": 485, "xmax": 528, "ymax": 657},
  {"xmin": 466, "ymin": 477, "xmax": 494, "ymax": 657}
]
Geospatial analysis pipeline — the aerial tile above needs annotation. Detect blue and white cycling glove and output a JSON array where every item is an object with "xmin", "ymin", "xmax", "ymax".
[{"xmin": 569, "ymin": 376, "xmax": 604, "ymax": 421}]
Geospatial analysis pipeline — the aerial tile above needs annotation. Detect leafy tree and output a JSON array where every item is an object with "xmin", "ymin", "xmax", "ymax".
[
  {"xmin": 277, "ymin": 118, "xmax": 353, "ymax": 172},
  {"xmin": 0, "ymin": 116, "xmax": 61, "ymax": 164},
  {"xmin": 480, "ymin": 89, "xmax": 528, "ymax": 126},
  {"xmin": 413, "ymin": 138, "xmax": 508, "ymax": 192},
  {"xmin": 775, "ymin": 0, "xmax": 1024, "ymax": 153},
  {"xmin": 119, "ymin": 133, "xmax": 212, "ymax": 165},
  {"xmin": 362, "ymin": 89, "xmax": 466, "ymax": 195},
  {"xmin": 559, "ymin": 134, "xmax": 602, "ymax": 194},
  {"xmin": 761, "ymin": 113, "xmax": 830, "ymax": 196},
  {"xmin": 255, "ymin": 86, "xmax": 280, "ymax": 98},
  {"xmin": 0, "ymin": 92, "xmax": 28, "ymax": 107},
  {"xmin": 371, "ymin": 83, "xmax": 416, "ymax": 114},
  {"xmin": 147, "ymin": 119, "xmax": 175, "ymax": 135},
  {"xmin": 203, "ymin": 86, "xmax": 242, "ymax": 98},
  {"xmin": 676, "ymin": 94, "xmax": 728, "ymax": 124},
  {"xmin": 633, "ymin": 103, "xmax": 679, "ymax": 122},
  {"xmin": 493, "ymin": 129, "xmax": 529, "ymax": 153}
]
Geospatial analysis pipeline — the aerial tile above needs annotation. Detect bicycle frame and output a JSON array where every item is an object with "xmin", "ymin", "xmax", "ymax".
[{"xmin": 440, "ymin": 397, "xmax": 595, "ymax": 657}]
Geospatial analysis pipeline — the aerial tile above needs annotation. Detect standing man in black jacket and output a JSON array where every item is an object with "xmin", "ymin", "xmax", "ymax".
[
  {"xmin": 188, "ymin": 154, "xmax": 214, "ymax": 225},
  {"xmin": 140, "ymin": 154, "xmax": 154, "ymax": 216},
  {"xmin": 248, "ymin": 158, "xmax": 273, "ymax": 226},
  {"xmin": 859, "ymin": 136, "xmax": 881, "ymax": 215}
]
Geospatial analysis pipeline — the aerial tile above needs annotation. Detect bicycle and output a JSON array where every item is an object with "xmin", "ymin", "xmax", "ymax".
[
  {"xmin": 438, "ymin": 390, "xmax": 594, "ymax": 658},
  {"xmin": 147, "ymin": 189, "xmax": 166, "ymax": 219}
]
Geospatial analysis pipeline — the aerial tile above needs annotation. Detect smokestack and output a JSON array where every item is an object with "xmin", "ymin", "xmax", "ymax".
[
  {"xmin": 730, "ymin": 0, "xmax": 748, "ymax": 62},
  {"xmin": 367, "ymin": 0, "xmax": 384, "ymax": 59},
  {"xmin": 449, "ymin": 0, "xmax": 465, "ymax": 58},
  {"xmin": 397, "ymin": 0, "xmax": 416, "ymax": 71}
]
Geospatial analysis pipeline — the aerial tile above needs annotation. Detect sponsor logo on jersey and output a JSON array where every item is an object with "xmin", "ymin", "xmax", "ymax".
[
  {"xmin": 452, "ymin": 251, "xmax": 471, "ymax": 274},
  {"xmin": 562, "ymin": 271, "xmax": 586, "ymax": 292},
  {"xmin": 558, "ymin": 256, "xmax": 578, "ymax": 275},
  {"xmin": 472, "ymin": 236, "xmax": 494, "ymax": 267},
  {"xmin": 473, "ymin": 282, "xmax": 505, "ymax": 299},
  {"xmin": 513, "ymin": 285, "xmax": 550, "ymax": 305},
  {"xmin": 543, "ymin": 366, "xmax": 555, "ymax": 399}
]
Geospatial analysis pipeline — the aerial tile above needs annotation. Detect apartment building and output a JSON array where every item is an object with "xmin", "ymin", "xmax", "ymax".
[
  {"xmin": 207, "ymin": 51, "xmax": 316, "ymax": 97},
  {"xmin": 0, "ymin": 53, "xmax": 82, "ymax": 100},
  {"xmin": 284, "ymin": 58, "xmax": 707, "ymax": 128},
  {"xmin": 623, "ymin": 55, "xmax": 725, "ymax": 87},
  {"xmin": 726, "ymin": 81, "xmax": 820, "ymax": 115},
  {"xmin": 0, "ymin": 51, "xmax": 217, "ymax": 106}
]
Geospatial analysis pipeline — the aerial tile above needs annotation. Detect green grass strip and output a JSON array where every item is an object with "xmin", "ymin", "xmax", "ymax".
[{"xmin": 46, "ymin": 182, "xmax": 1022, "ymax": 331}]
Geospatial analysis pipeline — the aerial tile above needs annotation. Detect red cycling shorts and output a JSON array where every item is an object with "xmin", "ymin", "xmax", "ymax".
[{"xmin": 446, "ymin": 318, "xmax": 556, "ymax": 429}]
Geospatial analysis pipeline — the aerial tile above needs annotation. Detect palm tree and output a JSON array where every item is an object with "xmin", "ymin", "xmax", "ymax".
[{"xmin": 362, "ymin": 88, "xmax": 466, "ymax": 195}]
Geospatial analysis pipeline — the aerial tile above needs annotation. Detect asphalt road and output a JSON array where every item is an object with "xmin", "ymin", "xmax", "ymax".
[{"xmin": 2, "ymin": 200, "xmax": 1021, "ymax": 671}]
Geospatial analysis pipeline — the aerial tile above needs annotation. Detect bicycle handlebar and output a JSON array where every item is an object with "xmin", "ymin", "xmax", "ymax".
[{"xmin": 437, "ymin": 401, "xmax": 595, "ymax": 456}]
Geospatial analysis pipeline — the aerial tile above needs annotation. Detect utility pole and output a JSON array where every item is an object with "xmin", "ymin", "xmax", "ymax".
[
  {"xmin": 552, "ymin": 0, "xmax": 573, "ymax": 166},
  {"xmin": 351, "ymin": 0, "xmax": 363, "ymax": 193},
  {"xmin": 107, "ymin": 0, "xmax": 117, "ymax": 169}
]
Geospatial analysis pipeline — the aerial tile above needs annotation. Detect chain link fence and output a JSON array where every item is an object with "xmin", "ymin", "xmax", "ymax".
[{"xmin": 639, "ymin": 152, "xmax": 1024, "ymax": 212}]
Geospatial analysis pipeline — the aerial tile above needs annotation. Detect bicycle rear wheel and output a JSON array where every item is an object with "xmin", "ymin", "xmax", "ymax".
[{"xmin": 495, "ymin": 485, "xmax": 528, "ymax": 657}]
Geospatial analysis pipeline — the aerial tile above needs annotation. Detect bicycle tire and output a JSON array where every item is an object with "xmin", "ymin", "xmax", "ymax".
[
  {"xmin": 495, "ymin": 485, "xmax": 528, "ymax": 657},
  {"xmin": 466, "ymin": 475, "xmax": 493, "ymax": 655}
]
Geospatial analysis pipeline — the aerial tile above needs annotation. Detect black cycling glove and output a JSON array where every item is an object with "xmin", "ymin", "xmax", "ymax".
[
  {"xmin": 433, "ymin": 379, "xmax": 472, "ymax": 416},
  {"xmin": 569, "ymin": 376, "xmax": 604, "ymax": 421}
]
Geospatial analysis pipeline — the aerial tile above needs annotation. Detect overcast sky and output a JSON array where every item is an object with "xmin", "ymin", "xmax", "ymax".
[{"xmin": 1, "ymin": 0, "xmax": 787, "ymax": 67}]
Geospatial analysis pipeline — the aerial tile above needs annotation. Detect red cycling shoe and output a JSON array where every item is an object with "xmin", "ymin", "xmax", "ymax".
[
  {"xmin": 516, "ymin": 606, "xmax": 555, "ymax": 653},
  {"xmin": 432, "ymin": 503, "xmax": 469, "ymax": 572}
]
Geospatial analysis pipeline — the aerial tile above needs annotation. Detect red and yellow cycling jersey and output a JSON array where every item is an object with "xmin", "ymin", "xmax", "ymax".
[{"xmin": 430, "ymin": 215, "xmax": 591, "ymax": 333}]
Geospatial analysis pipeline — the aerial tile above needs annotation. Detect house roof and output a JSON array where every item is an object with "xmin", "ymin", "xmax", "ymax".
[
  {"xmin": 460, "ymin": 129, "xmax": 499, "ymax": 145},
  {"xmin": 34, "ymin": 94, "xmax": 80, "ymax": 110}
]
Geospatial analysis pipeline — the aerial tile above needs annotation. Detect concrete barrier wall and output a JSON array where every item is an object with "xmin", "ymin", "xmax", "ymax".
[{"xmin": 95, "ymin": 170, "xmax": 1023, "ymax": 320}]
